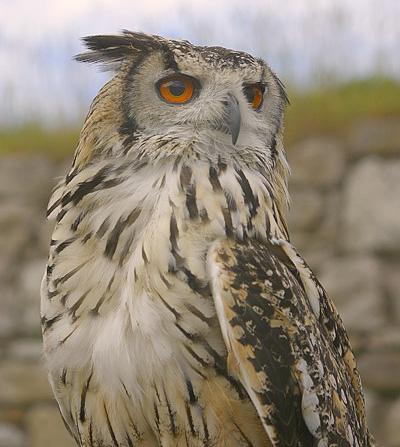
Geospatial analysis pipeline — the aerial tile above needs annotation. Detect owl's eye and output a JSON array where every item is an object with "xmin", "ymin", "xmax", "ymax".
[
  {"xmin": 243, "ymin": 84, "xmax": 264, "ymax": 110},
  {"xmin": 157, "ymin": 75, "xmax": 197, "ymax": 104}
]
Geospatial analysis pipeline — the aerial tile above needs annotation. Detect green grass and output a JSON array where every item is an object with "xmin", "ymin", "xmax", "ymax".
[
  {"xmin": 0, "ymin": 77, "xmax": 399, "ymax": 159},
  {"xmin": 284, "ymin": 78, "xmax": 400, "ymax": 144},
  {"xmin": 0, "ymin": 125, "xmax": 80, "ymax": 160}
]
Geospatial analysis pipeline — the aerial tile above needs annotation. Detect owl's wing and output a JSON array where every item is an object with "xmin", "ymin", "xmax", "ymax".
[{"xmin": 208, "ymin": 237, "xmax": 373, "ymax": 447}]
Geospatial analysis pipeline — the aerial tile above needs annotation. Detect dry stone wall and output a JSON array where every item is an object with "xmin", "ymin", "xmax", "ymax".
[{"xmin": 0, "ymin": 115, "xmax": 399, "ymax": 446}]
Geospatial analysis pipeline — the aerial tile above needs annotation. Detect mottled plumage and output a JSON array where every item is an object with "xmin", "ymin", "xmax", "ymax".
[{"xmin": 41, "ymin": 31, "xmax": 376, "ymax": 447}]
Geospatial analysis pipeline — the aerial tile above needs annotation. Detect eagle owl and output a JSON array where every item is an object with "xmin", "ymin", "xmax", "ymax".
[{"xmin": 41, "ymin": 31, "xmax": 376, "ymax": 447}]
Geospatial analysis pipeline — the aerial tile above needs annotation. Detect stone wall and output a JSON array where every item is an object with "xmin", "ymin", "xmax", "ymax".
[{"xmin": 0, "ymin": 116, "xmax": 399, "ymax": 446}]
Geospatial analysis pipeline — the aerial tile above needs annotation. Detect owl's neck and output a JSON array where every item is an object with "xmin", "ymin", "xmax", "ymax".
[{"xmin": 52, "ymin": 150, "xmax": 290, "ymax": 261}]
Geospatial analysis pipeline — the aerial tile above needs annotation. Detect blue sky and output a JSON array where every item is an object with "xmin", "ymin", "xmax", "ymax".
[{"xmin": 1, "ymin": 0, "xmax": 399, "ymax": 127}]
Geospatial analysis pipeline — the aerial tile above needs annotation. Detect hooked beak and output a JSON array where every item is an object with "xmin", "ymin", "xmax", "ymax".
[{"xmin": 224, "ymin": 94, "xmax": 241, "ymax": 145}]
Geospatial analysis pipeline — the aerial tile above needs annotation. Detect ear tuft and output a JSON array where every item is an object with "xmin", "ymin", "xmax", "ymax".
[{"xmin": 74, "ymin": 30, "xmax": 164, "ymax": 70}]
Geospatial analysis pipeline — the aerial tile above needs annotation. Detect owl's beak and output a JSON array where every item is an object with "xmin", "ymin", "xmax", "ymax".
[{"xmin": 224, "ymin": 94, "xmax": 241, "ymax": 145}]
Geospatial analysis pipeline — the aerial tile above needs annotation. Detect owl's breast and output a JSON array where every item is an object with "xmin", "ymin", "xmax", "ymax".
[{"xmin": 42, "ymin": 156, "xmax": 282, "ymax": 446}]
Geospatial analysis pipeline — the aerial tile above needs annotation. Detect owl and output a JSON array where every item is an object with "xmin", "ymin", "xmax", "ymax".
[{"xmin": 41, "ymin": 31, "xmax": 376, "ymax": 447}]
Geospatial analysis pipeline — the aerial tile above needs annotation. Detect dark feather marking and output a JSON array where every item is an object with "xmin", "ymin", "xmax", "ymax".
[
  {"xmin": 231, "ymin": 420, "xmax": 256, "ymax": 447},
  {"xmin": 183, "ymin": 344, "xmax": 208, "ymax": 367},
  {"xmin": 236, "ymin": 168, "xmax": 260, "ymax": 216},
  {"xmin": 153, "ymin": 399, "xmax": 161, "ymax": 436},
  {"xmin": 118, "ymin": 232, "xmax": 135, "ymax": 267},
  {"xmin": 80, "ymin": 371, "xmax": 93, "ymax": 423},
  {"xmin": 46, "ymin": 263, "xmax": 54, "ymax": 280},
  {"xmin": 185, "ymin": 402, "xmax": 196, "ymax": 436},
  {"xmin": 60, "ymin": 292, "xmax": 69, "ymax": 306},
  {"xmin": 122, "ymin": 401, "xmax": 142, "ymax": 440},
  {"xmin": 270, "ymin": 136, "xmax": 277, "ymax": 158},
  {"xmin": 82, "ymin": 231, "xmax": 93, "ymax": 243},
  {"xmin": 181, "ymin": 267, "xmax": 209, "ymax": 297},
  {"xmin": 202, "ymin": 414, "xmax": 210, "ymax": 442},
  {"xmin": 96, "ymin": 217, "xmax": 110, "ymax": 238},
  {"xmin": 65, "ymin": 168, "xmax": 122, "ymax": 208},
  {"xmin": 202, "ymin": 342, "xmax": 246, "ymax": 399},
  {"xmin": 160, "ymin": 273, "xmax": 173, "ymax": 289},
  {"xmin": 141, "ymin": 245, "xmax": 149, "ymax": 263},
  {"xmin": 175, "ymin": 322, "xmax": 201, "ymax": 341},
  {"xmin": 224, "ymin": 190, "xmax": 238, "ymax": 213},
  {"xmin": 169, "ymin": 212, "xmax": 179, "ymax": 251},
  {"xmin": 162, "ymin": 383, "xmax": 177, "ymax": 436},
  {"xmin": 184, "ymin": 302, "xmax": 215, "ymax": 326},
  {"xmin": 59, "ymin": 327, "xmax": 77, "ymax": 345},
  {"xmin": 68, "ymin": 289, "xmax": 91, "ymax": 320},
  {"xmin": 104, "ymin": 208, "xmax": 140, "ymax": 259},
  {"xmin": 173, "ymin": 154, "xmax": 183, "ymax": 172},
  {"xmin": 157, "ymin": 139, "xmax": 170, "ymax": 149},
  {"xmin": 61, "ymin": 166, "xmax": 109, "ymax": 207},
  {"xmin": 66, "ymin": 167, "xmax": 79, "ymax": 184},
  {"xmin": 47, "ymin": 197, "xmax": 62, "ymax": 217},
  {"xmin": 47, "ymin": 289, "xmax": 58, "ymax": 300},
  {"xmin": 119, "ymin": 120, "xmax": 139, "ymax": 155},
  {"xmin": 71, "ymin": 209, "xmax": 89, "ymax": 231},
  {"xmin": 200, "ymin": 207, "xmax": 209, "ymax": 223},
  {"xmin": 170, "ymin": 212, "xmax": 185, "ymax": 267},
  {"xmin": 221, "ymin": 206, "xmax": 234, "ymax": 238},
  {"xmin": 186, "ymin": 184, "xmax": 199, "ymax": 219},
  {"xmin": 41, "ymin": 313, "xmax": 63, "ymax": 332},
  {"xmin": 185, "ymin": 375, "xmax": 198, "ymax": 404},
  {"xmin": 208, "ymin": 165, "xmax": 222, "ymax": 191},
  {"xmin": 124, "ymin": 432, "xmax": 134, "ymax": 447},
  {"xmin": 56, "ymin": 208, "xmax": 68, "ymax": 223},
  {"xmin": 180, "ymin": 165, "xmax": 193, "ymax": 190},
  {"xmin": 217, "ymin": 157, "xmax": 227, "ymax": 172},
  {"xmin": 55, "ymin": 237, "xmax": 75, "ymax": 254},
  {"xmin": 121, "ymin": 381, "xmax": 131, "ymax": 398},
  {"xmin": 103, "ymin": 401, "xmax": 119, "ymax": 446},
  {"xmin": 89, "ymin": 419, "xmax": 94, "ymax": 447},
  {"xmin": 162, "ymin": 43, "xmax": 180, "ymax": 72},
  {"xmin": 61, "ymin": 368, "xmax": 67, "ymax": 385},
  {"xmin": 157, "ymin": 291, "xmax": 181, "ymax": 321},
  {"xmin": 91, "ymin": 275, "xmax": 115, "ymax": 316}
]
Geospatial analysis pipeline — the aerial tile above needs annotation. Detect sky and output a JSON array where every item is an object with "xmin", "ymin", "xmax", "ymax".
[{"xmin": 1, "ymin": 0, "xmax": 399, "ymax": 127}]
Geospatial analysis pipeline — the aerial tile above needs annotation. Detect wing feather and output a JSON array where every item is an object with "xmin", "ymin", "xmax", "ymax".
[{"xmin": 208, "ymin": 237, "xmax": 374, "ymax": 447}]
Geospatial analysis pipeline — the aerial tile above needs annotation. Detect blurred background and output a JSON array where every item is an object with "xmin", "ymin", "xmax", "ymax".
[{"xmin": 0, "ymin": 0, "xmax": 399, "ymax": 446}]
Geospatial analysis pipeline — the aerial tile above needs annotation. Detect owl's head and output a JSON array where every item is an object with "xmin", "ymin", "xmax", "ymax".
[{"xmin": 73, "ymin": 31, "xmax": 288, "ymax": 173}]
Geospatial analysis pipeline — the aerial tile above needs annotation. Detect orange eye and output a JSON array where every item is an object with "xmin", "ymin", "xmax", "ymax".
[
  {"xmin": 243, "ymin": 84, "xmax": 264, "ymax": 110},
  {"xmin": 157, "ymin": 75, "xmax": 197, "ymax": 104}
]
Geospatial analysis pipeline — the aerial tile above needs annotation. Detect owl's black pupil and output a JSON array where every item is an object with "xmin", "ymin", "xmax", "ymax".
[
  {"xmin": 169, "ymin": 80, "xmax": 186, "ymax": 96},
  {"xmin": 244, "ymin": 86, "xmax": 255, "ymax": 104}
]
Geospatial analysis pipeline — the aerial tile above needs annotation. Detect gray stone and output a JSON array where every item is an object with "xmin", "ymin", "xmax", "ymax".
[
  {"xmin": 357, "ymin": 350, "xmax": 400, "ymax": 394},
  {"xmin": 0, "ymin": 422, "xmax": 26, "ymax": 447},
  {"xmin": 287, "ymin": 188, "xmax": 324, "ymax": 232},
  {"xmin": 385, "ymin": 396, "xmax": 400, "ymax": 446},
  {"xmin": 347, "ymin": 116, "xmax": 400, "ymax": 157},
  {"xmin": 7, "ymin": 339, "xmax": 43, "ymax": 362},
  {"xmin": 25, "ymin": 404, "xmax": 76, "ymax": 447},
  {"xmin": 0, "ymin": 287, "xmax": 18, "ymax": 339},
  {"xmin": 286, "ymin": 137, "xmax": 346, "ymax": 187},
  {"xmin": 0, "ymin": 156, "xmax": 55, "ymax": 206},
  {"xmin": 366, "ymin": 327, "xmax": 400, "ymax": 353},
  {"xmin": 0, "ymin": 361, "xmax": 53, "ymax": 405},
  {"xmin": 342, "ymin": 157, "xmax": 400, "ymax": 253},
  {"xmin": 318, "ymin": 256, "xmax": 385, "ymax": 333},
  {"xmin": 382, "ymin": 262, "xmax": 400, "ymax": 324}
]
